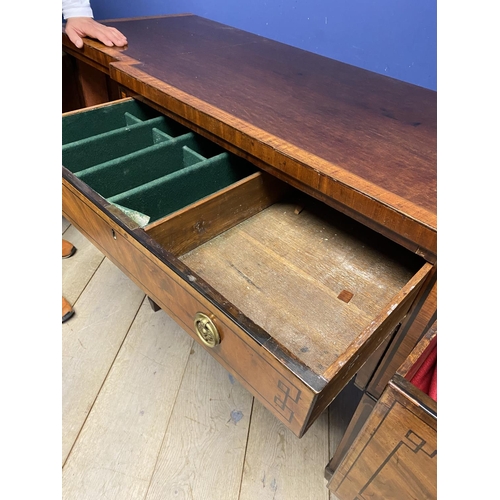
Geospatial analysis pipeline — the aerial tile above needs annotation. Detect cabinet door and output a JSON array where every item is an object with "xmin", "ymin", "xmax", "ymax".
[{"xmin": 328, "ymin": 375, "xmax": 437, "ymax": 500}]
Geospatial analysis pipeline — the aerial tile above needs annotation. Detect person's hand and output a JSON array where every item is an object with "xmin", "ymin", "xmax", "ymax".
[{"xmin": 65, "ymin": 17, "xmax": 127, "ymax": 48}]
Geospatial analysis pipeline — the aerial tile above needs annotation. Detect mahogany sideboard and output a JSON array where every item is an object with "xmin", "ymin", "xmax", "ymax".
[{"xmin": 62, "ymin": 13, "xmax": 436, "ymax": 450}]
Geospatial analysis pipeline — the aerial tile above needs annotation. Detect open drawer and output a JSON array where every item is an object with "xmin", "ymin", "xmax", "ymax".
[
  {"xmin": 328, "ymin": 323, "xmax": 437, "ymax": 499},
  {"xmin": 62, "ymin": 98, "xmax": 433, "ymax": 437}
]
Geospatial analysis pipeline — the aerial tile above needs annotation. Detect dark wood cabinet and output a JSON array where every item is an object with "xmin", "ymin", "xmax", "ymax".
[{"xmin": 62, "ymin": 14, "xmax": 436, "ymax": 486}]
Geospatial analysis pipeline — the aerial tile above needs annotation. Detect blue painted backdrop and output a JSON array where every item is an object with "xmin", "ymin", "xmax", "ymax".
[{"xmin": 90, "ymin": 0, "xmax": 436, "ymax": 90}]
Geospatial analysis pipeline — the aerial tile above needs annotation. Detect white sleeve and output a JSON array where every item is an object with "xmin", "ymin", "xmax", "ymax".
[{"xmin": 62, "ymin": 0, "xmax": 94, "ymax": 19}]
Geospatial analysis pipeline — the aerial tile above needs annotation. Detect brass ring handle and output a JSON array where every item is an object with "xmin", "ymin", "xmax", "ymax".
[{"xmin": 194, "ymin": 312, "xmax": 220, "ymax": 348}]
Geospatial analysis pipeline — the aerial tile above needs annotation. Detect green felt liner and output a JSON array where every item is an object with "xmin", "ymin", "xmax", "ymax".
[
  {"xmin": 62, "ymin": 100, "xmax": 162, "ymax": 145},
  {"xmin": 124, "ymin": 112, "xmax": 145, "ymax": 126},
  {"xmin": 62, "ymin": 116, "xmax": 177, "ymax": 173},
  {"xmin": 107, "ymin": 152, "xmax": 256, "ymax": 223},
  {"xmin": 63, "ymin": 99, "xmax": 258, "ymax": 225},
  {"xmin": 75, "ymin": 133, "xmax": 208, "ymax": 197}
]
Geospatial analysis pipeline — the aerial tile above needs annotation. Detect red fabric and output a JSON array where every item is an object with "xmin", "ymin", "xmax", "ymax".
[{"xmin": 410, "ymin": 343, "xmax": 437, "ymax": 402}]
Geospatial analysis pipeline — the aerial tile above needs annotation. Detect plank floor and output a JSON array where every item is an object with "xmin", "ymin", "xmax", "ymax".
[{"xmin": 62, "ymin": 218, "xmax": 359, "ymax": 500}]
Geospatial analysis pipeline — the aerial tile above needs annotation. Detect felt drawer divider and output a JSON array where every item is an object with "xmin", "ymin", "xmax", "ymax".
[
  {"xmin": 62, "ymin": 99, "xmax": 163, "ymax": 144},
  {"xmin": 62, "ymin": 116, "xmax": 179, "ymax": 173},
  {"xmin": 75, "ymin": 132, "xmax": 203, "ymax": 198},
  {"xmin": 107, "ymin": 152, "xmax": 254, "ymax": 223}
]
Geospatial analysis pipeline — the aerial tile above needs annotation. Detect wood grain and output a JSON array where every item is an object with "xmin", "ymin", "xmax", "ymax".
[
  {"xmin": 107, "ymin": 16, "xmax": 436, "ymax": 211},
  {"xmin": 145, "ymin": 344, "xmax": 253, "ymax": 500},
  {"xmin": 145, "ymin": 171, "xmax": 288, "ymax": 256},
  {"xmin": 365, "ymin": 277, "xmax": 437, "ymax": 398},
  {"xmin": 326, "ymin": 306, "xmax": 437, "ymax": 491},
  {"xmin": 62, "ymin": 14, "xmax": 437, "ymax": 259},
  {"xmin": 353, "ymin": 328, "xmax": 396, "ymax": 391},
  {"xmin": 240, "ymin": 400, "xmax": 330, "ymax": 500},
  {"xmin": 62, "ymin": 301, "xmax": 193, "ymax": 499},
  {"xmin": 62, "ymin": 30, "xmax": 436, "ymax": 435},
  {"xmin": 63, "ymin": 158, "xmax": 432, "ymax": 435},
  {"xmin": 398, "ymin": 320, "xmax": 437, "ymax": 380},
  {"xmin": 305, "ymin": 261, "xmax": 431, "ymax": 436},
  {"xmin": 62, "ymin": 223, "xmax": 350, "ymax": 499},
  {"xmin": 180, "ymin": 199, "xmax": 422, "ymax": 373},
  {"xmin": 110, "ymin": 63, "xmax": 436, "ymax": 260},
  {"xmin": 59, "ymin": 24, "xmax": 435, "ymax": 489},
  {"xmin": 62, "ymin": 258, "xmax": 145, "ymax": 464},
  {"xmin": 328, "ymin": 377, "xmax": 436, "ymax": 500},
  {"xmin": 63, "ymin": 176, "xmax": 319, "ymax": 436},
  {"xmin": 327, "ymin": 327, "xmax": 437, "ymax": 500}
]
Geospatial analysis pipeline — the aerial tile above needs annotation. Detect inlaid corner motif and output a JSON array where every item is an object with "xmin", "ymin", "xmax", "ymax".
[
  {"xmin": 354, "ymin": 429, "xmax": 436, "ymax": 500},
  {"xmin": 274, "ymin": 379, "xmax": 301, "ymax": 423}
]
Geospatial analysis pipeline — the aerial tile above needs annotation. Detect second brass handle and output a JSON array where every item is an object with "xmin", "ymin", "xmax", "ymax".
[{"xmin": 194, "ymin": 312, "xmax": 220, "ymax": 348}]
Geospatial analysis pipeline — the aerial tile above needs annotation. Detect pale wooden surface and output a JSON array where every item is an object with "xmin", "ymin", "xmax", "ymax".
[
  {"xmin": 62, "ymin": 217, "xmax": 348, "ymax": 500},
  {"xmin": 180, "ymin": 200, "xmax": 417, "ymax": 373}
]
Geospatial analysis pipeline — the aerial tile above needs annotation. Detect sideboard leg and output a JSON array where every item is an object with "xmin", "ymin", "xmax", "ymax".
[
  {"xmin": 147, "ymin": 296, "xmax": 161, "ymax": 312},
  {"xmin": 325, "ymin": 392, "xmax": 376, "ymax": 481}
]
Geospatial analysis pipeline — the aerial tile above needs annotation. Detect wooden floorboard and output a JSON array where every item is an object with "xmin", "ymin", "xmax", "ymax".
[
  {"xmin": 62, "ymin": 301, "xmax": 193, "ymax": 499},
  {"xmin": 239, "ymin": 401, "xmax": 330, "ymax": 500},
  {"xmin": 62, "ymin": 257, "xmax": 145, "ymax": 465},
  {"xmin": 62, "ymin": 221, "xmax": 347, "ymax": 499},
  {"xmin": 145, "ymin": 344, "xmax": 254, "ymax": 500}
]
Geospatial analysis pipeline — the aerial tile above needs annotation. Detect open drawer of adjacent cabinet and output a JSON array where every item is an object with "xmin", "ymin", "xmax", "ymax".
[{"xmin": 62, "ymin": 98, "xmax": 433, "ymax": 437}]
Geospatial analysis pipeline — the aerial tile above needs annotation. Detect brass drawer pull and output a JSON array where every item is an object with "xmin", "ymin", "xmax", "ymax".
[{"xmin": 194, "ymin": 312, "xmax": 220, "ymax": 347}]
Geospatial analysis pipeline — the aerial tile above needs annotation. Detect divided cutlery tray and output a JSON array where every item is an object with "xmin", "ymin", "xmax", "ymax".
[{"xmin": 62, "ymin": 98, "xmax": 432, "ymax": 437}]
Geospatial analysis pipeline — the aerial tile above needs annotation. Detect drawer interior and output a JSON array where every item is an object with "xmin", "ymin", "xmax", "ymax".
[
  {"xmin": 63, "ymin": 98, "xmax": 426, "ymax": 379},
  {"xmin": 62, "ymin": 100, "xmax": 256, "ymax": 223},
  {"xmin": 145, "ymin": 175, "xmax": 425, "ymax": 375}
]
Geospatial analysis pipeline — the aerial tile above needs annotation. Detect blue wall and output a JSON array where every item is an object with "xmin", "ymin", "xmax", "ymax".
[{"xmin": 90, "ymin": 0, "xmax": 436, "ymax": 90}]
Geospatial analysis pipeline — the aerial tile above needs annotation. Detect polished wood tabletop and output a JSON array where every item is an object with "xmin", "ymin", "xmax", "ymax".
[{"xmin": 63, "ymin": 14, "xmax": 437, "ymax": 259}]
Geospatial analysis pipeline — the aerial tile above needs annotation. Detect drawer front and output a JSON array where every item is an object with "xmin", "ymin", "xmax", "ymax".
[
  {"xmin": 63, "ymin": 179, "xmax": 316, "ymax": 436},
  {"xmin": 328, "ymin": 376, "xmax": 437, "ymax": 500}
]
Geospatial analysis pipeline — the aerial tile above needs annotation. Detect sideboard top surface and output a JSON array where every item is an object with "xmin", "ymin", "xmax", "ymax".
[{"xmin": 62, "ymin": 14, "xmax": 437, "ymax": 256}]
